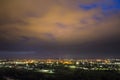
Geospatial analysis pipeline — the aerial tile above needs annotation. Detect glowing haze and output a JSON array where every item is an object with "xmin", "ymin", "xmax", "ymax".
[{"xmin": 0, "ymin": 0, "xmax": 120, "ymax": 59}]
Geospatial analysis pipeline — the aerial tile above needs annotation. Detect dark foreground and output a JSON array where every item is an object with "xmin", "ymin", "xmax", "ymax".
[{"xmin": 0, "ymin": 68, "xmax": 120, "ymax": 80}]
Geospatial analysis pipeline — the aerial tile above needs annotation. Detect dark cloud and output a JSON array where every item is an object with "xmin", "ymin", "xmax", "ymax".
[
  {"xmin": 0, "ymin": 18, "xmax": 28, "ymax": 26},
  {"xmin": 0, "ymin": 0, "xmax": 120, "ymax": 59}
]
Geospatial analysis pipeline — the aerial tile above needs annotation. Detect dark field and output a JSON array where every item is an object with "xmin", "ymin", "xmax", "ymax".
[{"xmin": 0, "ymin": 68, "xmax": 120, "ymax": 80}]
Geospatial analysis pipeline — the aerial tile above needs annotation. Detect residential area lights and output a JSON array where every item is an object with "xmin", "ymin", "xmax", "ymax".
[{"xmin": 0, "ymin": 59, "xmax": 120, "ymax": 74}]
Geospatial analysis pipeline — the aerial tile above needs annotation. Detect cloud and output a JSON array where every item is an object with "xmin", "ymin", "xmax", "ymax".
[{"xmin": 0, "ymin": 0, "xmax": 120, "ymax": 45}]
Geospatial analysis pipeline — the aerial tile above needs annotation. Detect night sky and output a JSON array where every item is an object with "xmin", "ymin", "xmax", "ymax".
[{"xmin": 0, "ymin": 0, "xmax": 120, "ymax": 59}]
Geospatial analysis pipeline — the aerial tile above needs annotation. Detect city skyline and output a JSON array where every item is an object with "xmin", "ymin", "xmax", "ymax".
[{"xmin": 0, "ymin": 0, "xmax": 120, "ymax": 59}]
